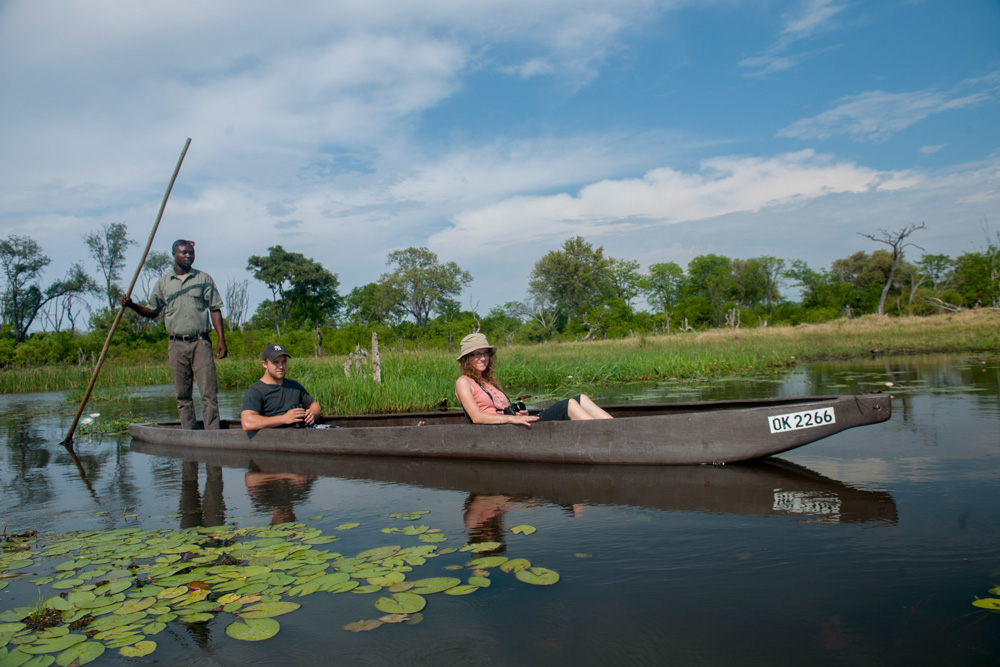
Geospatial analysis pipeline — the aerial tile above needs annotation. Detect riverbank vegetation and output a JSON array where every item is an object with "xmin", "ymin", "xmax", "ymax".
[{"xmin": 2, "ymin": 311, "xmax": 996, "ymax": 414}]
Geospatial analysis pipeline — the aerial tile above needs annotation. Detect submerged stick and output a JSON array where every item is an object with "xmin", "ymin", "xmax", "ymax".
[{"xmin": 63, "ymin": 138, "xmax": 192, "ymax": 445}]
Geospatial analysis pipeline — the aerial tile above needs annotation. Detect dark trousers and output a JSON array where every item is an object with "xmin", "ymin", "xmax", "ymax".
[{"xmin": 168, "ymin": 339, "xmax": 219, "ymax": 430}]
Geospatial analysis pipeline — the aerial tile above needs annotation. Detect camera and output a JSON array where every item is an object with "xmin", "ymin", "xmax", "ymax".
[{"xmin": 502, "ymin": 401, "xmax": 527, "ymax": 415}]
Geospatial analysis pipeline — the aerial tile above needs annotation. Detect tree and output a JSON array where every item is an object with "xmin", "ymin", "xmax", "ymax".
[
  {"xmin": 139, "ymin": 250, "xmax": 173, "ymax": 302},
  {"xmin": 607, "ymin": 258, "xmax": 642, "ymax": 306},
  {"xmin": 40, "ymin": 263, "xmax": 99, "ymax": 333},
  {"xmin": 0, "ymin": 236, "xmax": 93, "ymax": 342},
  {"xmin": 225, "ymin": 277, "xmax": 250, "ymax": 332},
  {"xmin": 246, "ymin": 246, "xmax": 341, "ymax": 334},
  {"xmin": 84, "ymin": 222, "xmax": 137, "ymax": 310},
  {"xmin": 379, "ymin": 247, "xmax": 472, "ymax": 328},
  {"xmin": 859, "ymin": 222, "xmax": 926, "ymax": 316},
  {"xmin": 344, "ymin": 282, "xmax": 406, "ymax": 326},
  {"xmin": 642, "ymin": 262, "xmax": 684, "ymax": 327},
  {"xmin": 528, "ymin": 237, "xmax": 612, "ymax": 328},
  {"xmin": 685, "ymin": 254, "xmax": 735, "ymax": 326}
]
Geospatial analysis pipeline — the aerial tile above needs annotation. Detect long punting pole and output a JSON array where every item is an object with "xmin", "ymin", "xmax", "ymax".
[{"xmin": 63, "ymin": 138, "xmax": 192, "ymax": 445}]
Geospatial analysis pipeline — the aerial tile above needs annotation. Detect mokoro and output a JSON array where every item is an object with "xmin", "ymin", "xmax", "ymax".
[
  {"xmin": 130, "ymin": 442, "xmax": 899, "ymax": 524},
  {"xmin": 128, "ymin": 394, "xmax": 891, "ymax": 465}
]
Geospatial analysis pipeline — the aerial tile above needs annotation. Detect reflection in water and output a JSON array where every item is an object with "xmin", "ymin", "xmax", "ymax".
[
  {"xmin": 245, "ymin": 466, "xmax": 316, "ymax": 525},
  {"xmin": 178, "ymin": 462, "xmax": 226, "ymax": 528},
  {"xmin": 130, "ymin": 442, "xmax": 898, "ymax": 525}
]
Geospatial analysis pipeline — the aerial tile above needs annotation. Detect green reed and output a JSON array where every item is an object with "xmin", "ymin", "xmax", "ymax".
[{"xmin": 2, "ymin": 311, "xmax": 996, "ymax": 414}]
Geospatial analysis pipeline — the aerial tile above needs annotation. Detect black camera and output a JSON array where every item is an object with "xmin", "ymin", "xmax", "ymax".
[{"xmin": 503, "ymin": 401, "xmax": 527, "ymax": 415}]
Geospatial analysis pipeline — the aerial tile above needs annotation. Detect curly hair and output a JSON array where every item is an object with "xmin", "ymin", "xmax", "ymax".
[{"xmin": 459, "ymin": 351, "xmax": 500, "ymax": 388}]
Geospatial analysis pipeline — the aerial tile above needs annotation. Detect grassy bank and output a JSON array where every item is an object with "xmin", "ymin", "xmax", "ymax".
[{"xmin": 2, "ymin": 310, "xmax": 997, "ymax": 413}]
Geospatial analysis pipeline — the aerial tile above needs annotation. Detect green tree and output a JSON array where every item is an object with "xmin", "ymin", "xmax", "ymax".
[
  {"xmin": 528, "ymin": 237, "xmax": 612, "ymax": 328},
  {"xmin": 953, "ymin": 249, "xmax": 999, "ymax": 307},
  {"xmin": 344, "ymin": 282, "xmax": 406, "ymax": 326},
  {"xmin": 0, "ymin": 235, "xmax": 94, "ymax": 342},
  {"xmin": 684, "ymin": 254, "xmax": 735, "ymax": 326},
  {"xmin": 859, "ymin": 223, "xmax": 926, "ymax": 315},
  {"xmin": 247, "ymin": 246, "xmax": 341, "ymax": 334},
  {"xmin": 84, "ymin": 222, "xmax": 137, "ymax": 310},
  {"xmin": 379, "ymin": 247, "xmax": 472, "ymax": 328},
  {"xmin": 642, "ymin": 262, "xmax": 684, "ymax": 327}
]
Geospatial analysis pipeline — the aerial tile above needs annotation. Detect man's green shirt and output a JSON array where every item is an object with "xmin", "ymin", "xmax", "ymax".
[{"xmin": 148, "ymin": 268, "xmax": 223, "ymax": 337}]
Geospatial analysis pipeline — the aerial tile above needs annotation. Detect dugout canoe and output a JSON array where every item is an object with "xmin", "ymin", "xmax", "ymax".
[{"xmin": 127, "ymin": 393, "xmax": 891, "ymax": 465}]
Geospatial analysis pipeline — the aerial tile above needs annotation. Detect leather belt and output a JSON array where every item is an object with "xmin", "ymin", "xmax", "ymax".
[{"xmin": 168, "ymin": 333, "xmax": 210, "ymax": 342}]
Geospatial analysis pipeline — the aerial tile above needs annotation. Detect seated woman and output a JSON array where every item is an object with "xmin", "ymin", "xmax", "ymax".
[{"xmin": 455, "ymin": 333, "xmax": 613, "ymax": 426}]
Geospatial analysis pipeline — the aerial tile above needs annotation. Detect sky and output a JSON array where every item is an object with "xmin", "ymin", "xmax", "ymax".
[{"xmin": 1, "ymin": 0, "xmax": 998, "ymax": 321}]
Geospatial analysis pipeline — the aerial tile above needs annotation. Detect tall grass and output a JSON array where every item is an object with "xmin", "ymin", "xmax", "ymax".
[{"xmin": 2, "ymin": 310, "xmax": 996, "ymax": 413}]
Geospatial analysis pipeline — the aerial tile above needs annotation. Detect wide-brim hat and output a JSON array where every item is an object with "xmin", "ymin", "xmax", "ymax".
[{"xmin": 456, "ymin": 333, "xmax": 496, "ymax": 361}]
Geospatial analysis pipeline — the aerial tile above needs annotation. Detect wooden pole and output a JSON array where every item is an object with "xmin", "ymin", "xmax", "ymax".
[{"xmin": 63, "ymin": 138, "xmax": 192, "ymax": 445}]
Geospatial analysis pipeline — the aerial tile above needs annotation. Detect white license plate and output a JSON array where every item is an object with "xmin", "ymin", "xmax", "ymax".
[{"xmin": 768, "ymin": 406, "xmax": 835, "ymax": 434}]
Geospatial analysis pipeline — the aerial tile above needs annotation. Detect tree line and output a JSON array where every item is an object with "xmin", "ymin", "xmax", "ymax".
[{"xmin": 2, "ymin": 222, "xmax": 998, "ymax": 365}]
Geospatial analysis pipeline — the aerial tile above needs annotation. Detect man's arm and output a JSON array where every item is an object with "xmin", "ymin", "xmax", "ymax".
[
  {"xmin": 241, "ymin": 407, "xmax": 315, "ymax": 431},
  {"xmin": 119, "ymin": 295, "xmax": 157, "ymax": 319},
  {"xmin": 210, "ymin": 309, "xmax": 227, "ymax": 359},
  {"xmin": 304, "ymin": 400, "xmax": 321, "ymax": 426}
]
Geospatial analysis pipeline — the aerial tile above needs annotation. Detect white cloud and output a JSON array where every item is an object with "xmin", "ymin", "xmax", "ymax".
[
  {"xmin": 920, "ymin": 145, "xmax": 945, "ymax": 155},
  {"xmin": 778, "ymin": 73, "xmax": 1000, "ymax": 141},
  {"xmin": 430, "ymin": 150, "xmax": 914, "ymax": 254},
  {"xmin": 739, "ymin": 0, "xmax": 848, "ymax": 76}
]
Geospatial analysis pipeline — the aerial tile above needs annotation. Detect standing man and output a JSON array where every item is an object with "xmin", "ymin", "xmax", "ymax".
[
  {"xmin": 121, "ymin": 239, "xmax": 227, "ymax": 429},
  {"xmin": 241, "ymin": 344, "xmax": 321, "ymax": 431}
]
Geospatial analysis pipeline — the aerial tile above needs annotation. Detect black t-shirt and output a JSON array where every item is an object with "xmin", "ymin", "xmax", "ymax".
[{"xmin": 241, "ymin": 379, "xmax": 315, "ymax": 420}]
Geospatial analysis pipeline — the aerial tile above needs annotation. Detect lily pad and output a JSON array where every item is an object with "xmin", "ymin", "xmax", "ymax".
[
  {"xmin": 408, "ymin": 577, "xmax": 461, "ymax": 595},
  {"xmin": 54, "ymin": 641, "xmax": 104, "ymax": 666},
  {"xmin": 515, "ymin": 567, "xmax": 560, "ymax": 586},
  {"xmin": 343, "ymin": 619, "xmax": 382, "ymax": 632},
  {"xmin": 417, "ymin": 534, "xmax": 446, "ymax": 543},
  {"xmin": 19, "ymin": 634, "xmax": 86, "ymax": 654},
  {"xmin": 374, "ymin": 592, "xmax": 426, "ymax": 614},
  {"xmin": 500, "ymin": 558, "xmax": 530, "ymax": 573},
  {"xmin": 334, "ymin": 523, "xmax": 360, "ymax": 531},
  {"xmin": 510, "ymin": 525, "xmax": 536, "ymax": 535},
  {"xmin": 119, "ymin": 641, "xmax": 156, "ymax": 657},
  {"xmin": 468, "ymin": 556, "xmax": 507, "ymax": 569},
  {"xmin": 226, "ymin": 618, "xmax": 280, "ymax": 641},
  {"xmin": 443, "ymin": 585, "xmax": 479, "ymax": 596},
  {"xmin": 240, "ymin": 601, "xmax": 301, "ymax": 619},
  {"xmin": 972, "ymin": 598, "xmax": 1000, "ymax": 610}
]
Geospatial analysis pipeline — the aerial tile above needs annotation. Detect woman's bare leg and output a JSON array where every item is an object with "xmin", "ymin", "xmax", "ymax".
[{"xmin": 566, "ymin": 395, "xmax": 614, "ymax": 420}]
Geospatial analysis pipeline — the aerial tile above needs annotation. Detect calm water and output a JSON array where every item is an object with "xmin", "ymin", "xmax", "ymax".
[{"xmin": 1, "ymin": 355, "xmax": 999, "ymax": 666}]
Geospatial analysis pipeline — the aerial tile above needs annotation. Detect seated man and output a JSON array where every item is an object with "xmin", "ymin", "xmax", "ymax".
[{"xmin": 241, "ymin": 344, "xmax": 322, "ymax": 431}]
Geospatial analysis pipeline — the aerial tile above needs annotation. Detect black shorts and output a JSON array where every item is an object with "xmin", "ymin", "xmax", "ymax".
[{"xmin": 535, "ymin": 395, "xmax": 583, "ymax": 422}]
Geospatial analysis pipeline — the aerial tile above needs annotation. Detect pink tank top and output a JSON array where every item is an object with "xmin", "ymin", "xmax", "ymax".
[{"xmin": 456, "ymin": 377, "xmax": 509, "ymax": 415}]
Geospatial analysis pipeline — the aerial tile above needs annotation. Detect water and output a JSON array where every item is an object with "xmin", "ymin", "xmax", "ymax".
[{"xmin": 1, "ymin": 355, "xmax": 999, "ymax": 665}]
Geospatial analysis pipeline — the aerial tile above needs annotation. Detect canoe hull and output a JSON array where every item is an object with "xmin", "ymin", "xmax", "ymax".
[{"xmin": 128, "ymin": 394, "xmax": 891, "ymax": 465}]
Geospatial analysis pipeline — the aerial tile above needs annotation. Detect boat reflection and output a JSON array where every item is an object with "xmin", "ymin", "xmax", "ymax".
[{"xmin": 131, "ymin": 441, "xmax": 897, "ymax": 525}]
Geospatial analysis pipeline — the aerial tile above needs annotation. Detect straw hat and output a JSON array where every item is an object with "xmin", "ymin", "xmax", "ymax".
[{"xmin": 456, "ymin": 333, "xmax": 496, "ymax": 361}]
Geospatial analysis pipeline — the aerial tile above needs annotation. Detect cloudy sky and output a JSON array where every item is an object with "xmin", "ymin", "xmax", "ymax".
[{"xmin": 1, "ymin": 0, "xmax": 998, "ymax": 318}]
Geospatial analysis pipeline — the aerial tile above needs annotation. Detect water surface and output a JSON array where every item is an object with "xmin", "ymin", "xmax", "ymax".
[{"xmin": 1, "ymin": 355, "xmax": 998, "ymax": 665}]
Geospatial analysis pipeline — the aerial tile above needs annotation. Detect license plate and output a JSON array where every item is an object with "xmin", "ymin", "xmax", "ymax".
[{"xmin": 768, "ymin": 406, "xmax": 835, "ymax": 434}]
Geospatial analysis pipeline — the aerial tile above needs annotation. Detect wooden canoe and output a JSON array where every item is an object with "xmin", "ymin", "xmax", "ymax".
[{"xmin": 127, "ymin": 394, "xmax": 891, "ymax": 465}]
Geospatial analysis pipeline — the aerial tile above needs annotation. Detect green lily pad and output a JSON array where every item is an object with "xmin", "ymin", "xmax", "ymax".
[
  {"xmin": 417, "ymin": 534, "xmax": 446, "ymax": 543},
  {"xmin": 500, "ymin": 558, "xmax": 531, "ymax": 573},
  {"xmin": 327, "ymin": 581, "xmax": 359, "ymax": 594},
  {"xmin": 462, "ymin": 542, "xmax": 502, "ymax": 552},
  {"xmin": 444, "ymin": 585, "xmax": 479, "ymax": 596},
  {"xmin": 468, "ymin": 576, "xmax": 491, "ymax": 588},
  {"xmin": 972, "ymin": 598, "xmax": 1000, "ymax": 610},
  {"xmin": 408, "ymin": 577, "xmax": 461, "ymax": 594},
  {"xmin": 54, "ymin": 641, "xmax": 104, "ymax": 666},
  {"xmin": 226, "ymin": 618, "xmax": 280, "ymax": 641},
  {"xmin": 515, "ymin": 567, "xmax": 560, "ymax": 586},
  {"xmin": 240, "ymin": 601, "xmax": 301, "ymax": 619},
  {"xmin": 119, "ymin": 641, "xmax": 156, "ymax": 657},
  {"xmin": 356, "ymin": 546, "xmax": 400, "ymax": 561},
  {"xmin": 333, "ymin": 523, "xmax": 360, "ymax": 530},
  {"xmin": 374, "ymin": 592, "xmax": 426, "ymax": 614},
  {"xmin": 468, "ymin": 556, "xmax": 507, "ymax": 569},
  {"xmin": 114, "ymin": 598, "xmax": 156, "ymax": 615},
  {"xmin": 49, "ymin": 579, "xmax": 84, "ymax": 590},
  {"xmin": 510, "ymin": 525, "xmax": 536, "ymax": 535},
  {"xmin": 142, "ymin": 622, "xmax": 166, "ymax": 635},
  {"xmin": 19, "ymin": 634, "xmax": 86, "ymax": 654},
  {"xmin": 402, "ymin": 525, "xmax": 428, "ymax": 535},
  {"xmin": 179, "ymin": 613, "xmax": 214, "ymax": 624}
]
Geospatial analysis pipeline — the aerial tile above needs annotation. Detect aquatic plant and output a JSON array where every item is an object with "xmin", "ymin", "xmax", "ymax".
[{"xmin": 0, "ymin": 514, "xmax": 556, "ymax": 662}]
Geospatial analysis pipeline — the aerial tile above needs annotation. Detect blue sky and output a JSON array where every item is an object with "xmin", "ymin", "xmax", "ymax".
[{"xmin": 1, "ymin": 0, "xmax": 998, "ymax": 320}]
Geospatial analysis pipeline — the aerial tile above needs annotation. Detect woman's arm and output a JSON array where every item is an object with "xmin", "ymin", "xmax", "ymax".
[{"xmin": 455, "ymin": 377, "xmax": 538, "ymax": 426}]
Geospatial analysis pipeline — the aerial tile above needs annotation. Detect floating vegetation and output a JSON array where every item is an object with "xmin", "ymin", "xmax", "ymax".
[
  {"xmin": 77, "ymin": 413, "xmax": 147, "ymax": 437},
  {"xmin": 0, "ymin": 510, "xmax": 559, "ymax": 662}
]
